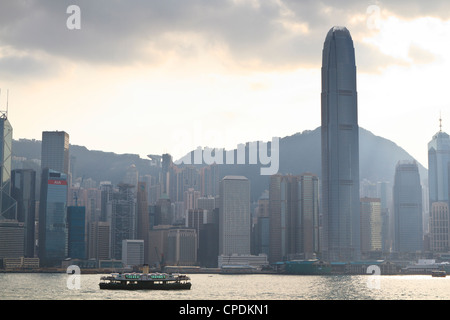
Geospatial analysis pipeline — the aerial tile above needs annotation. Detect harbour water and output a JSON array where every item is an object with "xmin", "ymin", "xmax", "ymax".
[{"xmin": 1, "ymin": 272, "xmax": 450, "ymax": 300}]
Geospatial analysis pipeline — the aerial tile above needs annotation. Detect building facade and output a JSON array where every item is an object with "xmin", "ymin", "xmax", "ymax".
[
  {"xmin": 67, "ymin": 206, "xmax": 86, "ymax": 260},
  {"xmin": 11, "ymin": 169, "xmax": 36, "ymax": 258},
  {"xmin": 393, "ymin": 161, "xmax": 423, "ymax": 254},
  {"xmin": 299, "ymin": 173, "xmax": 320, "ymax": 259},
  {"xmin": 38, "ymin": 169, "xmax": 68, "ymax": 267},
  {"xmin": 269, "ymin": 174, "xmax": 299, "ymax": 262},
  {"xmin": 428, "ymin": 128, "xmax": 450, "ymax": 204},
  {"xmin": 360, "ymin": 197, "xmax": 382, "ymax": 255},
  {"xmin": 0, "ymin": 115, "xmax": 16, "ymax": 220},
  {"xmin": 219, "ymin": 176, "xmax": 250, "ymax": 256},
  {"xmin": 41, "ymin": 131, "xmax": 70, "ymax": 175},
  {"xmin": 429, "ymin": 202, "xmax": 449, "ymax": 252},
  {"xmin": 321, "ymin": 26, "xmax": 361, "ymax": 262},
  {"xmin": 166, "ymin": 228, "xmax": 197, "ymax": 266},
  {"xmin": 110, "ymin": 183, "xmax": 136, "ymax": 260},
  {"xmin": 122, "ymin": 239, "xmax": 144, "ymax": 267}
]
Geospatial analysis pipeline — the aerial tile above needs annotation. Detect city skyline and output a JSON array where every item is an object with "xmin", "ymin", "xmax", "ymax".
[{"xmin": 1, "ymin": 1, "xmax": 450, "ymax": 167}]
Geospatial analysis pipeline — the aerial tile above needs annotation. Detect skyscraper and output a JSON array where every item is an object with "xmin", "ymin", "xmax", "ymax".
[
  {"xmin": 269, "ymin": 174, "xmax": 299, "ymax": 262},
  {"xmin": 393, "ymin": 161, "xmax": 423, "ymax": 254},
  {"xmin": 299, "ymin": 173, "xmax": 320, "ymax": 259},
  {"xmin": 11, "ymin": 169, "xmax": 36, "ymax": 258},
  {"xmin": 67, "ymin": 205, "xmax": 86, "ymax": 259},
  {"xmin": 110, "ymin": 183, "xmax": 136, "ymax": 260},
  {"xmin": 38, "ymin": 168, "xmax": 68, "ymax": 266},
  {"xmin": 427, "ymin": 120, "xmax": 450, "ymax": 252},
  {"xmin": 0, "ymin": 112, "xmax": 16, "ymax": 220},
  {"xmin": 360, "ymin": 197, "xmax": 382, "ymax": 255},
  {"xmin": 428, "ymin": 119, "xmax": 450, "ymax": 204},
  {"xmin": 219, "ymin": 176, "xmax": 250, "ymax": 256},
  {"xmin": 41, "ymin": 131, "xmax": 70, "ymax": 175},
  {"xmin": 321, "ymin": 26, "xmax": 360, "ymax": 261}
]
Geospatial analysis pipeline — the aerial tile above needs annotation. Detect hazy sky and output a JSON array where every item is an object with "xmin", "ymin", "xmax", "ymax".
[{"xmin": 1, "ymin": 0, "xmax": 449, "ymax": 168}]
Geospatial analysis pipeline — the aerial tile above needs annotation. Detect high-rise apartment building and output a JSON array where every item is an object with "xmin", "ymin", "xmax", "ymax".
[
  {"xmin": 321, "ymin": 26, "xmax": 360, "ymax": 262},
  {"xmin": 38, "ymin": 168, "xmax": 68, "ymax": 266},
  {"xmin": 393, "ymin": 161, "xmax": 423, "ymax": 254},
  {"xmin": 219, "ymin": 176, "xmax": 250, "ymax": 256},
  {"xmin": 41, "ymin": 131, "xmax": 69, "ymax": 175}
]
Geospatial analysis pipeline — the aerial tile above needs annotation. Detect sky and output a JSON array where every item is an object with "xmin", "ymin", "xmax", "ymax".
[{"xmin": 1, "ymin": 0, "xmax": 450, "ymax": 168}]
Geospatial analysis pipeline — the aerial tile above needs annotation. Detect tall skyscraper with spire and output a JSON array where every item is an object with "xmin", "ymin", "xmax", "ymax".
[
  {"xmin": 0, "ymin": 91, "xmax": 16, "ymax": 220},
  {"xmin": 428, "ymin": 116, "xmax": 450, "ymax": 252},
  {"xmin": 428, "ymin": 116, "xmax": 450, "ymax": 204},
  {"xmin": 321, "ymin": 26, "xmax": 360, "ymax": 262}
]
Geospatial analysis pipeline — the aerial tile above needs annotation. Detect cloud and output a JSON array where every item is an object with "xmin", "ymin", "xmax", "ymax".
[
  {"xmin": 0, "ymin": 0, "xmax": 448, "ymax": 77},
  {"xmin": 408, "ymin": 44, "xmax": 437, "ymax": 64}
]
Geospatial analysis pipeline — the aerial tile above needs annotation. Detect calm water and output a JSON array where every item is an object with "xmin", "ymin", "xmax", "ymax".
[{"xmin": 1, "ymin": 273, "xmax": 450, "ymax": 300}]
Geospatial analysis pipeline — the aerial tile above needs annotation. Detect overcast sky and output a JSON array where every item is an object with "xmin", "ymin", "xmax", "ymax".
[{"xmin": 1, "ymin": 0, "xmax": 449, "ymax": 168}]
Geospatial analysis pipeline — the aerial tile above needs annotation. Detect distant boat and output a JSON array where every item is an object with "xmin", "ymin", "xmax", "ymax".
[{"xmin": 431, "ymin": 270, "xmax": 446, "ymax": 278}]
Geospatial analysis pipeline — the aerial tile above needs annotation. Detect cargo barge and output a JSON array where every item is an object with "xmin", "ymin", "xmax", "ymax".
[{"xmin": 99, "ymin": 272, "xmax": 191, "ymax": 290}]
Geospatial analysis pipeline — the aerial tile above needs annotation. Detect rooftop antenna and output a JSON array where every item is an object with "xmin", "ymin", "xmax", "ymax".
[
  {"xmin": 439, "ymin": 111, "xmax": 443, "ymax": 132},
  {"xmin": 0, "ymin": 89, "xmax": 8, "ymax": 119}
]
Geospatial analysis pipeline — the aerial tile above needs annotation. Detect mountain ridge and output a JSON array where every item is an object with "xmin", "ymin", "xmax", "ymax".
[{"xmin": 12, "ymin": 126, "xmax": 427, "ymax": 201}]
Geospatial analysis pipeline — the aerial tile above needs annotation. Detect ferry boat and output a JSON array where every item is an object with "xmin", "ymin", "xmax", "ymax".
[
  {"xmin": 431, "ymin": 270, "xmax": 446, "ymax": 278},
  {"xmin": 99, "ymin": 272, "xmax": 192, "ymax": 290}
]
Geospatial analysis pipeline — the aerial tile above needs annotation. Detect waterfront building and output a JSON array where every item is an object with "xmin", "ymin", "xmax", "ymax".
[
  {"xmin": 166, "ymin": 228, "xmax": 197, "ymax": 266},
  {"xmin": 360, "ymin": 198, "xmax": 382, "ymax": 255},
  {"xmin": 429, "ymin": 202, "xmax": 449, "ymax": 252},
  {"xmin": 219, "ymin": 176, "xmax": 251, "ymax": 256},
  {"xmin": 136, "ymin": 181, "xmax": 150, "ymax": 263},
  {"xmin": 0, "ymin": 220, "xmax": 24, "ymax": 259},
  {"xmin": 269, "ymin": 174, "xmax": 299, "ymax": 263},
  {"xmin": 38, "ymin": 168, "xmax": 68, "ymax": 266},
  {"xmin": 88, "ymin": 221, "xmax": 110, "ymax": 261},
  {"xmin": 427, "ymin": 120, "xmax": 450, "ymax": 253},
  {"xmin": 122, "ymin": 239, "xmax": 144, "ymax": 267},
  {"xmin": 299, "ymin": 173, "xmax": 320, "ymax": 259},
  {"xmin": 67, "ymin": 206, "xmax": 86, "ymax": 259},
  {"xmin": 428, "ymin": 120, "xmax": 450, "ymax": 204},
  {"xmin": 110, "ymin": 183, "xmax": 136, "ymax": 260},
  {"xmin": 321, "ymin": 26, "xmax": 361, "ymax": 262},
  {"xmin": 11, "ymin": 169, "xmax": 36, "ymax": 257}
]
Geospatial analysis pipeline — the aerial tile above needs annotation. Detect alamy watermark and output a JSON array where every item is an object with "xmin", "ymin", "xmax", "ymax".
[
  {"xmin": 66, "ymin": 5, "xmax": 81, "ymax": 30},
  {"xmin": 66, "ymin": 265, "xmax": 81, "ymax": 290},
  {"xmin": 366, "ymin": 4, "xmax": 382, "ymax": 30},
  {"xmin": 172, "ymin": 127, "xmax": 279, "ymax": 176},
  {"xmin": 366, "ymin": 265, "xmax": 381, "ymax": 290}
]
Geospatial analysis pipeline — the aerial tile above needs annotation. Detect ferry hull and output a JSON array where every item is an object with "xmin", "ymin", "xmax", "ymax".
[{"xmin": 99, "ymin": 282, "xmax": 192, "ymax": 290}]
